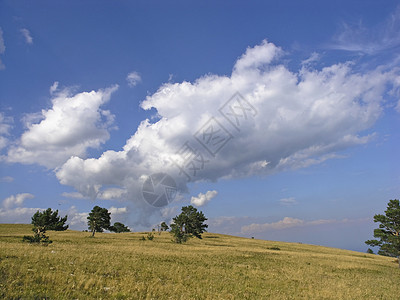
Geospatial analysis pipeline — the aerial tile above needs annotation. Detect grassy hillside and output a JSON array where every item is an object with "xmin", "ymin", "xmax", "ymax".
[{"xmin": 0, "ymin": 224, "xmax": 399, "ymax": 299}]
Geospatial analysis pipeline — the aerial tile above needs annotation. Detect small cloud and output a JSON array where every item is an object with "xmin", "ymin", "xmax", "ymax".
[
  {"xmin": 301, "ymin": 52, "xmax": 320, "ymax": 66},
  {"xmin": 190, "ymin": 190, "xmax": 218, "ymax": 207},
  {"xmin": 98, "ymin": 188, "xmax": 127, "ymax": 200},
  {"xmin": 279, "ymin": 197, "xmax": 297, "ymax": 206},
  {"xmin": 62, "ymin": 188, "xmax": 127, "ymax": 200},
  {"xmin": 241, "ymin": 217, "xmax": 353, "ymax": 234},
  {"xmin": 0, "ymin": 176, "xmax": 14, "ymax": 183},
  {"xmin": 0, "ymin": 27, "xmax": 5, "ymax": 70},
  {"xmin": 2, "ymin": 193, "xmax": 34, "ymax": 209},
  {"xmin": 126, "ymin": 71, "xmax": 142, "ymax": 87},
  {"xmin": 62, "ymin": 192, "xmax": 88, "ymax": 199},
  {"xmin": 49, "ymin": 81, "xmax": 59, "ymax": 95},
  {"xmin": 109, "ymin": 206, "xmax": 128, "ymax": 215},
  {"xmin": 20, "ymin": 28, "xmax": 33, "ymax": 45},
  {"xmin": 0, "ymin": 112, "xmax": 13, "ymax": 150},
  {"xmin": 0, "ymin": 28, "xmax": 5, "ymax": 53}
]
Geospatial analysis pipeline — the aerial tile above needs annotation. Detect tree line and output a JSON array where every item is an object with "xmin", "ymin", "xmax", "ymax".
[
  {"xmin": 22, "ymin": 197, "xmax": 399, "ymax": 263},
  {"xmin": 23, "ymin": 204, "xmax": 208, "ymax": 245}
]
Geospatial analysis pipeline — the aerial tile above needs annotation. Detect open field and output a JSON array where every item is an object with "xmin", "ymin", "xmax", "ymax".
[{"xmin": 0, "ymin": 224, "xmax": 399, "ymax": 299}]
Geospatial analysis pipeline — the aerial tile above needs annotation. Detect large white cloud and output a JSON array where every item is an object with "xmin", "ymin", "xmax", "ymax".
[
  {"xmin": 7, "ymin": 86, "xmax": 118, "ymax": 168},
  {"xmin": 56, "ymin": 40, "xmax": 399, "ymax": 215}
]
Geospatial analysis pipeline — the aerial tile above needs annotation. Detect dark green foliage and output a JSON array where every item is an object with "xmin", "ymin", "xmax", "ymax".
[
  {"xmin": 31, "ymin": 208, "xmax": 68, "ymax": 231},
  {"xmin": 170, "ymin": 205, "xmax": 208, "ymax": 243},
  {"xmin": 367, "ymin": 248, "xmax": 374, "ymax": 254},
  {"xmin": 160, "ymin": 222, "xmax": 169, "ymax": 231},
  {"xmin": 22, "ymin": 221, "xmax": 52, "ymax": 245},
  {"xmin": 22, "ymin": 230, "xmax": 52, "ymax": 245},
  {"xmin": 147, "ymin": 232, "xmax": 154, "ymax": 240},
  {"xmin": 268, "ymin": 247, "xmax": 281, "ymax": 251},
  {"xmin": 365, "ymin": 199, "xmax": 400, "ymax": 265},
  {"xmin": 109, "ymin": 222, "xmax": 130, "ymax": 233},
  {"xmin": 87, "ymin": 206, "xmax": 111, "ymax": 237},
  {"xmin": 22, "ymin": 208, "xmax": 66, "ymax": 245}
]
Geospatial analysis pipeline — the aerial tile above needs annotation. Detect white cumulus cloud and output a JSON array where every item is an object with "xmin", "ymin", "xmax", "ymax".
[
  {"xmin": 56, "ymin": 39, "xmax": 399, "ymax": 215},
  {"xmin": 191, "ymin": 190, "xmax": 218, "ymax": 207},
  {"xmin": 0, "ymin": 207, "xmax": 41, "ymax": 223},
  {"xmin": 2, "ymin": 193, "xmax": 34, "ymax": 209},
  {"xmin": 7, "ymin": 85, "xmax": 118, "ymax": 168}
]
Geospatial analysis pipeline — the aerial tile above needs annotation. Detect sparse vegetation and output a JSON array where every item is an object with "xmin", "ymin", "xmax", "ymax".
[{"xmin": 2, "ymin": 224, "xmax": 400, "ymax": 299}]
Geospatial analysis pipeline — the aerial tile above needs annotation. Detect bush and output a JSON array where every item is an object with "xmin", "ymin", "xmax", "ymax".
[{"xmin": 22, "ymin": 228, "xmax": 52, "ymax": 245}]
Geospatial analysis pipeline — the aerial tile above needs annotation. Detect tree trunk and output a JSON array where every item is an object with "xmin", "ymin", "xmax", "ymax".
[{"xmin": 92, "ymin": 229, "xmax": 95, "ymax": 237}]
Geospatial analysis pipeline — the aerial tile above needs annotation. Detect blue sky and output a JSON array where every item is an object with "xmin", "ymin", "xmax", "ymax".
[{"xmin": 0, "ymin": 1, "xmax": 399, "ymax": 252}]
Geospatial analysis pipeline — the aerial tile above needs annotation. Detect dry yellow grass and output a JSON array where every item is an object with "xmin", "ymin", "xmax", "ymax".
[{"xmin": 1, "ymin": 224, "xmax": 399, "ymax": 299}]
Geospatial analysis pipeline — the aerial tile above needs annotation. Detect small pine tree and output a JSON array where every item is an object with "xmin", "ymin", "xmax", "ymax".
[
  {"xmin": 22, "ymin": 209, "xmax": 59, "ymax": 245},
  {"xmin": 160, "ymin": 221, "xmax": 169, "ymax": 232},
  {"xmin": 147, "ymin": 232, "xmax": 154, "ymax": 240},
  {"xmin": 87, "ymin": 206, "xmax": 111, "ymax": 237},
  {"xmin": 109, "ymin": 222, "xmax": 130, "ymax": 233},
  {"xmin": 170, "ymin": 205, "xmax": 208, "ymax": 243}
]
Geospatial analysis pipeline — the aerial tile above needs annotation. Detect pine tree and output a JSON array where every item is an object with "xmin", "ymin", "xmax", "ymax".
[
  {"xmin": 31, "ymin": 208, "xmax": 68, "ymax": 231},
  {"xmin": 170, "ymin": 205, "xmax": 208, "ymax": 243},
  {"xmin": 87, "ymin": 206, "xmax": 111, "ymax": 237},
  {"xmin": 365, "ymin": 199, "xmax": 400, "ymax": 267},
  {"xmin": 109, "ymin": 222, "xmax": 130, "ymax": 233}
]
